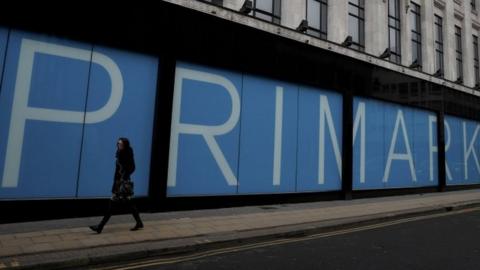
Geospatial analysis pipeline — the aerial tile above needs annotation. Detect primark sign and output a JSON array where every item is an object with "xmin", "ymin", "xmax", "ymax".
[
  {"xmin": 0, "ymin": 32, "xmax": 479, "ymax": 199},
  {"xmin": 167, "ymin": 62, "xmax": 480, "ymax": 196}
]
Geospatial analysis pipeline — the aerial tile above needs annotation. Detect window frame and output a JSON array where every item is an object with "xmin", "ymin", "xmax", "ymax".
[
  {"xmin": 252, "ymin": 0, "xmax": 282, "ymax": 24},
  {"xmin": 388, "ymin": 0, "xmax": 402, "ymax": 64},
  {"xmin": 434, "ymin": 14, "xmax": 444, "ymax": 77},
  {"xmin": 306, "ymin": 0, "xmax": 328, "ymax": 40},
  {"xmin": 455, "ymin": 25, "xmax": 463, "ymax": 82},
  {"xmin": 348, "ymin": 0, "xmax": 365, "ymax": 51},
  {"xmin": 474, "ymin": 35, "xmax": 480, "ymax": 86},
  {"xmin": 410, "ymin": 2, "xmax": 422, "ymax": 69}
]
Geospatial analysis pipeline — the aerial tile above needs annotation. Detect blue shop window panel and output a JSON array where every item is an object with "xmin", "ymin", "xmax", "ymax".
[
  {"xmin": 0, "ymin": 28, "xmax": 9, "ymax": 92},
  {"xmin": 0, "ymin": 29, "xmax": 10, "ymax": 197},
  {"xmin": 383, "ymin": 104, "xmax": 416, "ymax": 188},
  {"xmin": 28, "ymin": 50, "xmax": 91, "ymax": 111},
  {"xmin": 445, "ymin": 115, "xmax": 480, "ymax": 185},
  {"xmin": 9, "ymin": 121, "xmax": 82, "ymax": 198},
  {"xmin": 296, "ymin": 86, "xmax": 343, "ymax": 192},
  {"xmin": 385, "ymin": 107, "xmax": 438, "ymax": 188},
  {"xmin": 353, "ymin": 98, "xmax": 386, "ymax": 190},
  {"xmin": 461, "ymin": 118, "xmax": 480, "ymax": 185},
  {"xmin": 237, "ymin": 75, "xmax": 298, "ymax": 194},
  {"xmin": 353, "ymin": 97, "xmax": 438, "ymax": 190},
  {"xmin": 167, "ymin": 62, "xmax": 242, "ymax": 196},
  {"xmin": 445, "ymin": 115, "xmax": 464, "ymax": 184},
  {"xmin": 179, "ymin": 75, "xmax": 234, "ymax": 127},
  {"xmin": 0, "ymin": 31, "xmax": 91, "ymax": 199},
  {"xmin": 77, "ymin": 47, "xmax": 158, "ymax": 197},
  {"xmin": 412, "ymin": 109, "xmax": 438, "ymax": 187}
]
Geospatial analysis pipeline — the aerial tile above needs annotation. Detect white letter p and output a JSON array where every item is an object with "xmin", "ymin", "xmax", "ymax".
[{"xmin": 1, "ymin": 38, "xmax": 123, "ymax": 188}]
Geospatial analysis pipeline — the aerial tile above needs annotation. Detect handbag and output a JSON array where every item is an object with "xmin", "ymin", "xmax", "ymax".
[{"xmin": 119, "ymin": 178, "xmax": 134, "ymax": 197}]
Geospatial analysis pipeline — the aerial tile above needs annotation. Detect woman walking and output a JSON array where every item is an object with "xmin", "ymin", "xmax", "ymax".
[{"xmin": 89, "ymin": 138, "xmax": 144, "ymax": 234}]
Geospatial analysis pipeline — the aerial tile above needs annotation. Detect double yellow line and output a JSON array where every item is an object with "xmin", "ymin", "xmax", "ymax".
[{"xmin": 94, "ymin": 207, "xmax": 479, "ymax": 270}]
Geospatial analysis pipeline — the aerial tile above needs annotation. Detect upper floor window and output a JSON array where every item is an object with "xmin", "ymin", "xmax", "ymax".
[
  {"xmin": 473, "ymin": 35, "xmax": 479, "ymax": 86},
  {"xmin": 410, "ymin": 2, "xmax": 422, "ymax": 69},
  {"xmin": 306, "ymin": 0, "xmax": 328, "ymax": 39},
  {"xmin": 252, "ymin": 0, "xmax": 281, "ymax": 24},
  {"xmin": 455, "ymin": 26, "xmax": 463, "ymax": 82},
  {"xmin": 388, "ymin": 0, "xmax": 401, "ymax": 63},
  {"xmin": 434, "ymin": 15, "xmax": 444, "ymax": 77},
  {"xmin": 348, "ymin": 0, "xmax": 365, "ymax": 51},
  {"xmin": 472, "ymin": 0, "xmax": 477, "ymax": 11}
]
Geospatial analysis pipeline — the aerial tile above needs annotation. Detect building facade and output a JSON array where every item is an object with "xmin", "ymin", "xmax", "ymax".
[
  {"xmin": 1, "ymin": 1, "xmax": 480, "ymax": 220},
  {"xmin": 204, "ymin": 0, "xmax": 480, "ymax": 90}
]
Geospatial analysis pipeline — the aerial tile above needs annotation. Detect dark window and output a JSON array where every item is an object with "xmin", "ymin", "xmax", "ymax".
[
  {"xmin": 410, "ymin": 2, "xmax": 422, "ymax": 69},
  {"xmin": 306, "ymin": 0, "xmax": 328, "ymax": 39},
  {"xmin": 455, "ymin": 26, "xmax": 463, "ymax": 82},
  {"xmin": 200, "ymin": 0, "xmax": 223, "ymax": 6},
  {"xmin": 434, "ymin": 15, "xmax": 444, "ymax": 77},
  {"xmin": 348, "ymin": 0, "xmax": 365, "ymax": 51},
  {"xmin": 388, "ymin": 0, "xmax": 401, "ymax": 63},
  {"xmin": 252, "ymin": 0, "xmax": 282, "ymax": 24},
  {"xmin": 474, "ymin": 35, "xmax": 479, "ymax": 86},
  {"xmin": 472, "ymin": 0, "xmax": 477, "ymax": 10}
]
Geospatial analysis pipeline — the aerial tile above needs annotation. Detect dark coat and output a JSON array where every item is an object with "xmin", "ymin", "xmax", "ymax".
[{"xmin": 112, "ymin": 147, "xmax": 135, "ymax": 194}]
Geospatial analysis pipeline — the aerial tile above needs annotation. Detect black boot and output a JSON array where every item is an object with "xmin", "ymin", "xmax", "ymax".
[
  {"xmin": 130, "ymin": 222, "xmax": 144, "ymax": 231},
  {"xmin": 129, "ymin": 201, "xmax": 143, "ymax": 231},
  {"xmin": 90, "ymin": 200, "xmax": 113, "ymax": 234},
  {"xmin": 89, "ymin": 225, "xmax": 103, "ymax": 234}
]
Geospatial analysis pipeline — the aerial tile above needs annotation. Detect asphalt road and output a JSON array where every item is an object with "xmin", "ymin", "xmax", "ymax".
[{"xmin": 94, "ymin": 208, "xmax": 480, "ymax": 270}]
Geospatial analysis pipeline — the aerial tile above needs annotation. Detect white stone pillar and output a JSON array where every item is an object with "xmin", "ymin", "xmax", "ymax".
[
  {"xmin": 463, "ymin": 5, "xmax": 475, "ymax": 87},
  {"xmin": 223, "ymin": 0, "xmax": 244, "ymax": 10},
  {"xmin": 282, "ymin": 0, "xmax": 305, "ymax": 30},
  {"xmin": 443, "ymin": 0, "xmax": 457, "ymax": 81},
  {"xmin": 328, "ymin": 0, "xmax": 349, "ymax": 44},
  {"xmin": 401, "ymin": 0, "xmax": 413, "ymax": 66},
  {"xmin": 421, "ymin": 0, "xmax": 435, "ymax": 74},
  {"xmin": 365, "ymin": 0, "xmax": 389, "ymax": 56}
]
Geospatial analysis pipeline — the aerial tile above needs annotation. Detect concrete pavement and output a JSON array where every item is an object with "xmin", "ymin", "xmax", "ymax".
[{"xmin": 1, "ymin": 189, "xmax": 480, "ymax": 269}]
